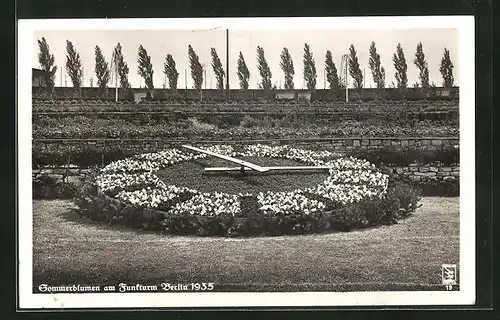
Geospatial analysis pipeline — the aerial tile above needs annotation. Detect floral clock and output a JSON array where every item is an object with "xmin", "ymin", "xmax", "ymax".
[
  {"xmin": 86, "ymin": 144, "xmax": 398, "ymax": 236},
  {"xmin": 95, "ymin": 144, "xmax": 389, "ymax": 218}
]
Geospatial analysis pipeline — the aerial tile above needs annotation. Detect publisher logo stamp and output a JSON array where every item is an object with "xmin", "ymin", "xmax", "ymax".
[{"xmin": 442, "ymin": 264, "xmax": 457, "ymax": 286}]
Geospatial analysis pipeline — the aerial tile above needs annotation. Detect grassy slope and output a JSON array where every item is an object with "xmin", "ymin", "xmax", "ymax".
[{"xmin": 32, "ymin": 198, "xmax": 459, "ymax": 292}]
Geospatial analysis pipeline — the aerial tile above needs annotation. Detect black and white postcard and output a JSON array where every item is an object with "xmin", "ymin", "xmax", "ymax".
[{"xmin": 17, "ymin": 16, "xmax": 475, "ymax": 309}]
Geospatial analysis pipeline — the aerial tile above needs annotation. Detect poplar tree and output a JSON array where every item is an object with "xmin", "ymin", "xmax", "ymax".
[
  {"xmin": 237, "ymin": 51, "xmax": 250, "ymax": 90},
  {"xmin": 303, "ymin": 43, "xmax": 317, "ymax": 90},
  {"xmin": 392, "ymin": 43, "xmax": 408, "ymax": 88},
  {"xmin": 188, "ymin": 45, "xmax": 203, "ymax": 90},
  {"xmin": 37, "ymin": 37, "xmax": 57, "ymax": 93},
  {"xmin": 113, "ymin": 43, "xmax": 130, "ymax": 89},
  {"xmin": 256, "ymin": 46, "xmax": 272, "ymax": 92},
  {"xmin": 279, "ymin": 47, "xmax": 295, "ymax": 90},
  {"xmin": 137, "ymin": 45, "xmax": 154, "ymax": 93},
  {"xmin": 439, "ymin": 48, "xmax": 454, "ymax": 88},
  {"xmin": 211, "ymin": 48, "xmax": 225, "ymax": 91},
  {"xmin": 414, "ymin": 42, "xmax": 430, "ymax": 88},
  {"xmin": 368, "ymin": 41, "xmax": 385, "ymax": 88},
  {"xmin": 94, "ymin": 45, "xmax": 110, "ymax": 90},
  {"xmin": 348, "ymin": 44, "xmax": 363, "ymax": 89},
  {"xmin": 325, "ymin": 50, "xmax": 341, "ymax": 92},
  {"xmin": 164, "ymin": 54, "xmax": 179, "ymax": 90},
  {"xmin": 65, "ymin": 40, "xmax": 83, "ymax": 89}
]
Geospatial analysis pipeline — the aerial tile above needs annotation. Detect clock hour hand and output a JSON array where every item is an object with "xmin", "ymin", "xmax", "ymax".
[{"xmin": 181, "ymin": 145, "xmax": 270, "ymax": 173}]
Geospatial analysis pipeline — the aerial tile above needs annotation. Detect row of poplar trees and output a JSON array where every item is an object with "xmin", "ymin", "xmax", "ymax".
[{"xmin": 37, "ymin": 37, "xmax": 455, "ymax": 96}]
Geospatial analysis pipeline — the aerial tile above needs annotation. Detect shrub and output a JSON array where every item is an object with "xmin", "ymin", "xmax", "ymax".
[
  {"xmin": 329, "ymin": 202, "xmax": 371, "ymax": 231},
  {"xmin": 414, "ymin": 179, "xmax": 459, "ymax": 197},
  {"xmin": 72, "ymin": 168, "xmax": 100, "ymax": 212},
  {"xmin": 386, "ymin": 180, "xmax": 422, "ymax": 215},
  {"xmin": 55, "ymin": 182, "xmax": 79, "ymax": 199},
  {"xmin": 205, "ymin": 114, "xmax": 242, "ymax": 128},
  {"xmin": 33, "ymin": 174, "xmax": 78, "ymax": 199},
  {"xmin": 187, "ymin": 118, "xmax": 217, "ymax": 131},
  {"xmin": 33, "ymin": 143, "xmax": 137, "ymax": 168},
  {"xmin": 163, "ymin": 213, "xmax": 236, "ymax": 236},
  {"xmin": 125, "ymin": 89, "xmax": 134, "ymax": 101},
  {"xmin": 392, "ymin": 174, "xmax": 459, "ymax": 197},
  {"xmin": 328, "ymin": 185, "xmax": 419, "ymax": 232},
  {"xmin": 239, "ymin": 195, "xmax": 265, "ymax": 235},
  {"xmin": 240, "ymin": 115, "xmax": 259, "ymax": 128}
]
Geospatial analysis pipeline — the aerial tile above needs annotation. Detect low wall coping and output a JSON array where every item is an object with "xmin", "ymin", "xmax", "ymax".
[{"xmin": 33, "ymin": 136, "xmax": 459, "ymax": 143}]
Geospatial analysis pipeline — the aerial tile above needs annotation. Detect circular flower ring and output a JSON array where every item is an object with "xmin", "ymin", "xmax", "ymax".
[{"xmin": 95, "ymin": 144, "xmax": 390, "ymax": 218}]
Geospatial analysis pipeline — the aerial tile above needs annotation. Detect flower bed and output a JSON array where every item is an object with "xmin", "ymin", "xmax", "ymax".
[
  {"xmin": 76, "ymin": 144, "xmax": 421, "ymax": 236},
  {"xmin": 32, "ymin": 117, "xmax": 459, "ymax": 139},
  {"xmin": 32, "ymin": 100, "xmax": 459, "ymax": 113}
]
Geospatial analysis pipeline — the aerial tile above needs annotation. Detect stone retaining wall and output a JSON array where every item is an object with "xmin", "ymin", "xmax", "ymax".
[
  {"xmin": 33, "ymin": 86, "xmax": 460, "ymax": 101},
  {"xmin": 32, "ymin": 166, "xmax": 91, "ymax": 185},
  {"xmin": 386, "ymin": 164, "xmax": 460, "ymax": 182},
  {"xmin": 34, "ymin": 136, "xmax": 459, "ymax": 155}
]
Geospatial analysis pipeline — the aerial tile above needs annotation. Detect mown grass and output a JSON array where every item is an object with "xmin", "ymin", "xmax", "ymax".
[{"xmin": 32, "ymin": 197, "xmax": 459, "ymax": 292}]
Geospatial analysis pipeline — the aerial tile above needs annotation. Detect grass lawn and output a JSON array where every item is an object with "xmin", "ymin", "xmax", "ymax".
[{"xmin": 32, "ymin": 197, "xmax": 459, "ymax": 292}]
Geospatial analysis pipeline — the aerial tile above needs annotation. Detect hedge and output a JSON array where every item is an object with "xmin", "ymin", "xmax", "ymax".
[
  {"xmin": 74, "ymin": 178, "xmax": 422, "ymax": 237},
  {"xmin": 347, "ymin": 145, "xmax": 459, "ymax": 166},
  {"xmin": 32, "ymin": 117, "xmax": 458, "ymax": 139},
  {"xmin": 33, "ymin": 143, "xmax": 460, "ymax": 169},
  {"xmin": 397, "ymin": 176, "xmax": 459, "ymax": 197},
  {"xmin": 33, "ymin": 143, "xmax": 137, "ymax": 168}
]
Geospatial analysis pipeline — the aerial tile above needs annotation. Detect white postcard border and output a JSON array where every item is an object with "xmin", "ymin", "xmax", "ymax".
[{"xmin": 17, "ymin": 16, "xmax": 475, "ymax": 309}]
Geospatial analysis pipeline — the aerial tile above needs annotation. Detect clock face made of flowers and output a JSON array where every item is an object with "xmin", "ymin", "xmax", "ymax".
[{"xmin": 96, "ymin": 144, "xmax": 389, "ymax": 217}]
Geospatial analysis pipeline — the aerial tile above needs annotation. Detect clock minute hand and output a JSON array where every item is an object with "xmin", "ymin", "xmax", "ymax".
[{"xmin": 181, "ymin": 145, "xmax": 270, "ymax": 173}]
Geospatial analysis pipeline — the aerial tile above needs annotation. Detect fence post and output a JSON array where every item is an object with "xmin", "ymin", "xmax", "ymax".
[{"xmin": 65, "ymin": 146, "xmax": 71, "ymax": 183}]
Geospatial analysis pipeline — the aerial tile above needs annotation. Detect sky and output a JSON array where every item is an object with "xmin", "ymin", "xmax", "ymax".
[{"xmin": 33, "ymin": 28, "xmax": 459, "ymax": 89}]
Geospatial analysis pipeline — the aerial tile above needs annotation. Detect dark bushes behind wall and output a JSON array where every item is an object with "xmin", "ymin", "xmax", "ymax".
[
  {"xmin": 33, "ymin": 143, "xmax": 137, "ymax": 168},
  {"xmin": 33, "ymin": 141, "xmax": 459, "ymax": 169},
  {"xmin": 348, "ymin": 145, "xmax": 459, "ymax": 166},
  {"xmin": 415, "ymin": 180, "xmax": 459, "ymax": 197},
  {"xmin": 396, "ymin": 176, "xmax": 459, "ymax": 197}
]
